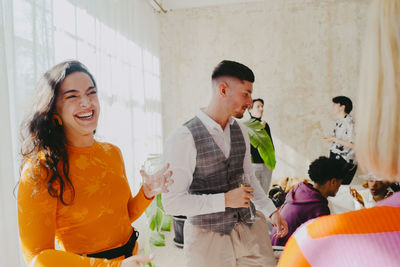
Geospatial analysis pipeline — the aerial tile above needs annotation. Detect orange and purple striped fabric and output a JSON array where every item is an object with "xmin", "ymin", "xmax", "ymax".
[{"xmin": 279, "ymin": 192, "xmax": 400, "ymax": 267}]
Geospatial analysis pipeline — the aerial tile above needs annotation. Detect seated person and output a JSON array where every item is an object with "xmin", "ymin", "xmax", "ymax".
[
  {"xmin": 270, "ymin": 156, "xmax": 347, "ymax": 246},
  {"xmin": 268, "ymin": 184, "xmax": 287, "ymax": 208},
  {"xmin": 350, "ymin": 177, "xmax": 398, "ymax": 209},
  {"xmin": 268, "ymin": 178, "xmax": 311, "ymax": 208}
]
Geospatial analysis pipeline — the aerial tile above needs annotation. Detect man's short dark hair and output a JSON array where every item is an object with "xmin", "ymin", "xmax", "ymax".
[
  {"xmin": 252, "ymin": 98, "xmax": 264, "ymax": 105},
  {"xmin": 308, "ymin": 156, "xmax": 347, "ymax": 185},
  {"xmin": 332, "ymin": 96, "xmax": 353, "ymax": 114},
  {"xmin": 212, "ymin": 60, "xmax": 255, "ymax": 82}
]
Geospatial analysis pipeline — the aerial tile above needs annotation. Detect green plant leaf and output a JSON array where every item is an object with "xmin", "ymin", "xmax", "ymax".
[
  {"xmin": 149, "ymin": 216, "xmax": 156, "ymax": 231},
  {"xmin": 142, "ymin": 154, "xmax": 172, "ymax": 254},
  {"xmin": 156, "ymin": 194, "xmax": 165, "ymax": 212},
  {"xmin": 144, "ymin": 261, "xmax": 154, "ymax": 267},
  {"xmin": 150, "ymin": 231, "xmax": 165, "ymax": 246},
  {"xmin": 243, "ymin": 119, "xmax": 276, "ymax": 170},
  {"xmin": 154, "ymin": 208, "xmax": 163, "ymax": 231},
  {"xmin": 161, "ymin": 214, "xmax": 172, "ymax": 231}
]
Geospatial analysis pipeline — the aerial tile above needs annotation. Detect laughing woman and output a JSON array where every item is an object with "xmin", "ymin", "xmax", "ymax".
[{"xmin": 18, "ymin": 60, "xmax": 172, "ymax": 267}]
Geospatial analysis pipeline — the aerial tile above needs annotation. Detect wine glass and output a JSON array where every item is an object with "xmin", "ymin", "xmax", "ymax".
[{"xmin": 238, "ymin": 173, "xmax": 258, "ymax": 223}]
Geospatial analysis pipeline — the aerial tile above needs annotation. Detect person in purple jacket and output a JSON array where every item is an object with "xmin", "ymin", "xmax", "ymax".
[{"xmin": 270, "ymin": 156, "xmax": 348, "ymax": 246}]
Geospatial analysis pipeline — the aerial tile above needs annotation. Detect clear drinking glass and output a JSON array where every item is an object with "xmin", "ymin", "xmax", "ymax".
[
  {"xmin": 239, "ymin": 174, "xmax": 257, "ymax": 223},
  {"xmin": 142, "ymin": 154, "xmax": 164, "ymax": 194}
]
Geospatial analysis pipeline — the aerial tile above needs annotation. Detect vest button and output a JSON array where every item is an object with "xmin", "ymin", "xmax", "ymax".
[{"xmin": 233, "ymin": 214, "xmax": 237, "ymax": 218}]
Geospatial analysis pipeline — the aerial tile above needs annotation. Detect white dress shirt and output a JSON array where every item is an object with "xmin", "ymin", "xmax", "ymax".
[{"xmin": 162, "ymin": 109, "xmax": 277, "ymax": 219}]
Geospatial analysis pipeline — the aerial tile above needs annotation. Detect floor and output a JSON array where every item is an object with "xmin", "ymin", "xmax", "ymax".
[{"xmin": 148, "ymin": 230, "xmax": 185, "ymax": 267}]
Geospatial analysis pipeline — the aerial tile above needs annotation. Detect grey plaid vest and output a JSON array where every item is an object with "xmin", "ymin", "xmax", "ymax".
[{"xmin": 184, "ymin": 116, "xmax": 255, "ymax": 235}]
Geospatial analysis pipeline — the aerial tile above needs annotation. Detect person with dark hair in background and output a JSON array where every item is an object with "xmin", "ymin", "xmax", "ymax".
[
  {"xmin": 270, "ymin": 156, "xmax": 347, "ymax": 246},
  {"xmin": 351, "ymin": 177, "xmax": 399, "ymax": 209},
  {"xmin": 248, "ymin": 98, "xmax": 275, "ymax": 195},
  {"xmin": 163, "ymin": 60, "xmax": 288, "ymax": 267},
  {"xmin": 17, "ymin": 60, "xmax": 172, "ymax": 267},
  {"xmin": 323, "ymin": 95, "xmax": 357, "ymax": 185}
]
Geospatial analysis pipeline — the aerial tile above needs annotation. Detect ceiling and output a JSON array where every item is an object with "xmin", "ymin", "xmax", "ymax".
[{"xmin": 155, "ymin": 0, "xmax": 264, "ymax": 11}]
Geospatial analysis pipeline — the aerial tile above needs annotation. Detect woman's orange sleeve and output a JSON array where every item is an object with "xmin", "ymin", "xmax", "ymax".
[{"xmin": 127, "ymin": 186, "xmax": 154, "ymax": 223}]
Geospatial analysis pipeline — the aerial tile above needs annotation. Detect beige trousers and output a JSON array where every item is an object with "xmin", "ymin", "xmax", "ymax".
[{"xmin": 184, "ymin": 211, "xmax": 276, "ymax": 267}]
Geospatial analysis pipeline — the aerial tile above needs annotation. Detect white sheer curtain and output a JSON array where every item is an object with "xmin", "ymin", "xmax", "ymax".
[{"xmin": 0, "ymin": 0, "xmax": 161, "ymax": 266}]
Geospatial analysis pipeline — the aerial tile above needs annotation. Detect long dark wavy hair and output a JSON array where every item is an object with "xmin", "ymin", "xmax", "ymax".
[{"xmin": 20, "ymin": 60, "xmax": 97, "ymax": 205}]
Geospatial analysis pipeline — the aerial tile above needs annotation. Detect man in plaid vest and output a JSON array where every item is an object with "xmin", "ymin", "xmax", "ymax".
[{"xmin": 163, "ymin": 60, "xmax": 288, "ymax": 267}]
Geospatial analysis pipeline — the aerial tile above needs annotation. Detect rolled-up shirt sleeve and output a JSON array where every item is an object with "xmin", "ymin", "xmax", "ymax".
[{"xmin": 162, "ymin": 127, "xmax": 225, "ymax": 216}]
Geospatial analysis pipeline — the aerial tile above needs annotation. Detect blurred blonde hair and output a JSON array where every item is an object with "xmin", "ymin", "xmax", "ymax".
[{"xmin": 356, "ymin": 0, "xmax": 400, "ymax": 181}]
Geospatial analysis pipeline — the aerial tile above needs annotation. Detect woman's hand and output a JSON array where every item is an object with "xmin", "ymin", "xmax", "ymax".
[
  {"xmin": 121, "ymin": 254, "xmax": 154, "ymax": 267},
  {"xmin": 141, "ymin": 163, "xmax": 174, "ymax": 199},
  {"xmin": 350, "ymin": 187, "xmax": 365, "ymax": 207}
]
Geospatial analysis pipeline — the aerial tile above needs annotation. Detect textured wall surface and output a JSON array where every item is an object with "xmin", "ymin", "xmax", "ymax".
[{"xmin": 160, "ymin": 0, "xmax": 370, "ymax": 180}]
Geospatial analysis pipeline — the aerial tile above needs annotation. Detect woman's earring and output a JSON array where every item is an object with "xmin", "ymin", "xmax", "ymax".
[{"xmin": 51, "ymin": 114, "xmax": 63, "ymax": 127}]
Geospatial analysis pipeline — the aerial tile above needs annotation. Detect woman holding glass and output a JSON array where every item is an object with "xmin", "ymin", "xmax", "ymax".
[{"xmin": 17, "ymin": 60, "xmax": 172, "ymax": 267}]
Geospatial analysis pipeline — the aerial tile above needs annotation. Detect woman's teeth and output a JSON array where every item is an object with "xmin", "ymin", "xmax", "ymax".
[{"xmin": 76, "ymin": 111, "xmax": 93, "ymax": 119}]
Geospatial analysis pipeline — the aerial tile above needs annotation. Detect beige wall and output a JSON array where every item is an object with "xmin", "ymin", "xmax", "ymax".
[{"xmin": 160, "ymin": 0, "xmax": 370, "ymax": 180}]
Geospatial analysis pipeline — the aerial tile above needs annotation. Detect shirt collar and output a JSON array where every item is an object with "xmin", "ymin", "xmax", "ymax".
[
  {"xmin": 250, "ymin": 115, "xmax": 262, "ymax": 122},
  {"xmin": 197, "ymin": 108, "xmax": 235, "ymax": 132},
  {"xmin": 340, "ymin": 114, "xmax": 351, "ymax": 121},
  {"xmin": 336, "ymin": 114, "xmax": 352, "ymax": 125}
]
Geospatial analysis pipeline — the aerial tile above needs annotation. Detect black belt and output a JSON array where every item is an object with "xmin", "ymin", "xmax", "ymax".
[{"xmin": 86, "ymin": 229, "xmax": 139, "ymax": 259}]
